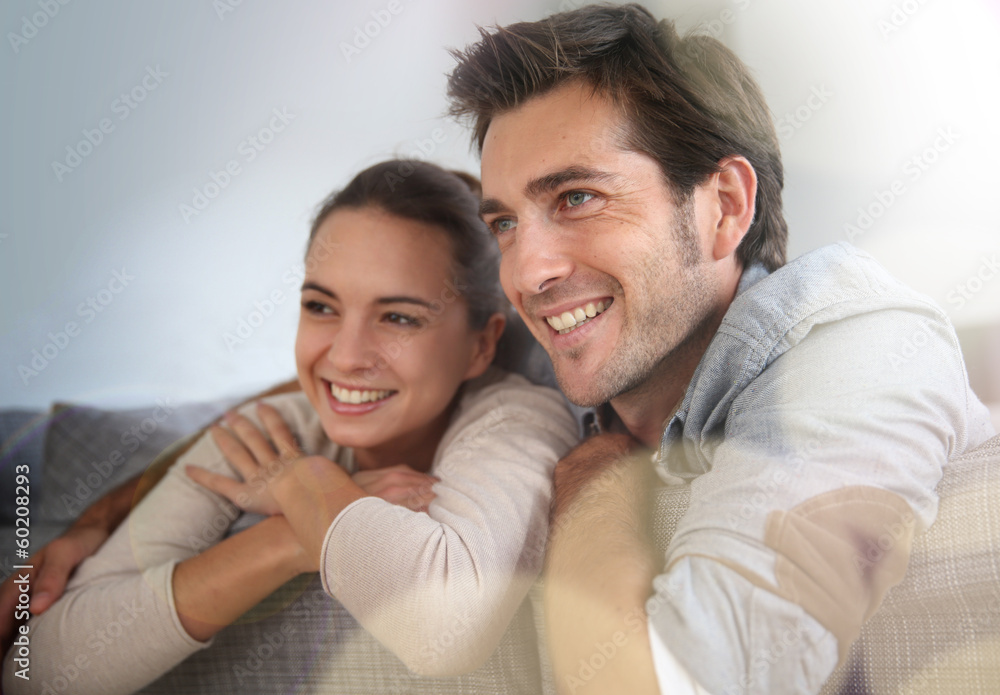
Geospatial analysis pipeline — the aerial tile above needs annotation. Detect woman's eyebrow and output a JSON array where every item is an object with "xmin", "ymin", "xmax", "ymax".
[
  {"xmin": 302, "ymin": 283, "xmax": 433, "ymax": 309},
  {"xmin": 301, "ymin": 281, "xmax": 336, "ymax": 298},
  {"xmin": 376, "ymin": 296, "xmax": 434, "ymax": 309}
]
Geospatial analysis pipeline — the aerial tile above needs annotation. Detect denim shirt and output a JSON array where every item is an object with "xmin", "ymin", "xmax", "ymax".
[{"xmin": 646, "ymin": 242, "xmax": 995, "ymax": 694}]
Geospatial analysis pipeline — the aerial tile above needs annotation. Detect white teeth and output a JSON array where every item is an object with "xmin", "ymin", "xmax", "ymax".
[
  {"xmin": 330, "ymin": 385, "xmax": 394, "ymax": 404},
  {"xmin": 544, "ymin": 299, "xmax": 612, "ymax": 334}
]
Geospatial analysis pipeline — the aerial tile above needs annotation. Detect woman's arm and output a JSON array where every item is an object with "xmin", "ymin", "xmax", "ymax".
[
  {"xmin": 184, "ymin": 377, "xmax": 579, "ymax": 677},
  {"xmin": 317, "ymin": 376, "xmax": 579, "ymax": 676},
  {"xmin": 1, "ymin": 397, "xmax": 312, "ymax": 695},
  {"xmin": 173, "ymin": 514, "xmax": 313, "ymax": 641},
  {"xmin": 0, "ymin": 378, "xmax": 303, "ymax": 655}
]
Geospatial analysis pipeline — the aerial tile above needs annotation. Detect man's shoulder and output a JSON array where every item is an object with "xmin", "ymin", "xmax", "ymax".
[{"xmin": 722, "ymin": 241, "xmax": 946, "ymax": 354}]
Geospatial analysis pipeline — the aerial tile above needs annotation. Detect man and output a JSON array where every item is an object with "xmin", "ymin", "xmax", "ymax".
[
  {"xmin": 445, "ymin": 4, "xmax": 994, "ymax": 694},
  {"xmin": 3, "ymin": 4, "xmax": 994, "ymax": 693}
]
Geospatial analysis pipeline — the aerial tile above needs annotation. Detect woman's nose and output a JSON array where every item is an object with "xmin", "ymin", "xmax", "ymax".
[{"xmin": 326, "ymin": 321, "xmax": 378, "ymax": 375}]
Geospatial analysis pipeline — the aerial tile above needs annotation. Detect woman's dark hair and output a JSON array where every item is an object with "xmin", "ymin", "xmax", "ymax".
[{"xmin": 307, "ymin": 159, "xmax": 503, "ymax": 330}]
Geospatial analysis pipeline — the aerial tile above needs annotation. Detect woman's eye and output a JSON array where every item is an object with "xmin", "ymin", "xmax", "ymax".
[
  {"xmin": 565, "ymin": 191, "xmax": 594, "ymax": 208},
  {"xmin": 303, "ymin": 300, "xmax": 334, "ymax": 315},
  {"xmin": 385, "ymin": 312, "xmax": 422, "ymax": 327}
]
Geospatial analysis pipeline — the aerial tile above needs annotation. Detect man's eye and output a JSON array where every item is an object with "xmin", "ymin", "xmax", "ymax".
[
  {"xmin": 493, "ymin": 218, "xmax": 517, "ymax": 235},
  {"xmin": 565, "ymin": 191, "xmax": 594, "ymax": 208}
]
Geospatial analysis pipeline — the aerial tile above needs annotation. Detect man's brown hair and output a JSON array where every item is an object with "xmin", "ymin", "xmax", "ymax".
[{"xmin": 447, "ymin": 3, "xmax": 787, "ymax": 271}]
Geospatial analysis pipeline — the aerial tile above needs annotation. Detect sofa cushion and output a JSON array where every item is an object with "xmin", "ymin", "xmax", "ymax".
[{"xmin": 651, "ymin": 434, "xmax": 1000, "ymax": 694}]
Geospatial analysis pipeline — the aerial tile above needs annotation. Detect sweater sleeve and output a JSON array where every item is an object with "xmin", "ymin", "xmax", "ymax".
[
  {"xmin": 2, "ymin": 394, "xmax": 319, "ymax": 695},
  {"xmin": 319, "ymin": 375, "xmax": 579, "ymax": 676}
]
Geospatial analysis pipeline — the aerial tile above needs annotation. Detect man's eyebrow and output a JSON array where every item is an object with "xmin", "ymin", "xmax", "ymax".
[
  {"xmin": 479, "ymin": 166, "xmax": 621, "ymax": 218},
  {"xmin": 524, "ymin": 166, "xmax": 620, "ymax": 198},
  {"xmin": 480, "ymin": 198, "xmax": 507, "ymax": 218}
]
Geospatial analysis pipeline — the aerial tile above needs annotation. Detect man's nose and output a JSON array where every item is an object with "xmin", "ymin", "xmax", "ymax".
[{"xmin": 507, "ymin": 218, "xmax": 574, "ymax": 296}]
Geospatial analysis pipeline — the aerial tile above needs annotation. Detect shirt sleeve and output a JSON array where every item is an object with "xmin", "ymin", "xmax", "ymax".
[
  {"xmin": 647, "ymin": 620, "xmax": 710, "ymax": 695},
  {"xmin": 319, "ymin": 378, "xmax": 579, "ymax": 676},
  {"xmin": 648, "ymin": 305, "xmax": 979, "ymax": 694}
]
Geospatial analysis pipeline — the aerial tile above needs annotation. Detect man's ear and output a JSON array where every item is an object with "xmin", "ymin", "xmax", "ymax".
[
  {"xmin": 464, "ymin": 312, "xmax": 507, "ymax": 380},
  {"xmin": 709, "ymin": 156, "xmax": 757, "ymax": 261}
]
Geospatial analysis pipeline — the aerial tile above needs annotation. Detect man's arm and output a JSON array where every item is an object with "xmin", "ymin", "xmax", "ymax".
[{"xmin": 543, "ymin": 433, "xmax": 661, "ymax": 695}]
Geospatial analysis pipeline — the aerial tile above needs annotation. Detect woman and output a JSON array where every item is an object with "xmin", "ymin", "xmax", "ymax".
[{"xmin": 6, "ymin": 160, "xmax": 578, "ymax": 694}]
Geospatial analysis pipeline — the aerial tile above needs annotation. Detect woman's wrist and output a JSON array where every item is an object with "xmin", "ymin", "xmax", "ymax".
[
  {"xmin": 273, "ymin": 456, "xmax": 368, "ymax": 560},
  {"xmin": 263, "ymin": 514, "xmax": 319, "ymax": 575}
]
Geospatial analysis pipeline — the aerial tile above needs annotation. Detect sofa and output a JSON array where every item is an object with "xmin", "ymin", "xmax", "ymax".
[{"xmin": 2, "ymin": 404, "xmax": 999, "ymax": 693}]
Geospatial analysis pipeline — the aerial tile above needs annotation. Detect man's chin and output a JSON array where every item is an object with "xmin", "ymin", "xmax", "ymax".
[{"xmin": 552, "ymin": 367, "xmax": 614, "ymax": 408}]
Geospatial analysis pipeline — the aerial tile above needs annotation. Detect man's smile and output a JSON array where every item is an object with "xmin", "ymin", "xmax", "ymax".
[{"xmin": 543, "ymin": 298, "xmax": 614, "ymax": 335}]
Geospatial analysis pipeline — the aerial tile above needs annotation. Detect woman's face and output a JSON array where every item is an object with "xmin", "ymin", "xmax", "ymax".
[{"xmin": 295, "ymin": 206, "xmax": 494, "ymax": 463}]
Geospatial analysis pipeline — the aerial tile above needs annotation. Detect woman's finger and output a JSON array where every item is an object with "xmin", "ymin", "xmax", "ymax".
[
  {"xmin": 210, "ymin": 424, "xmax": 260, "ymax": 481},
  {"xmin": 225, "ymin": 411, "xmax": 279, "ymax": 466},
  {"xmin": 186, "ymin": 465, "xmax": 249, "ymax": 508},
  {"xmin": 257, "ymin": 402, "xmax": 302, "ymax": 461}
]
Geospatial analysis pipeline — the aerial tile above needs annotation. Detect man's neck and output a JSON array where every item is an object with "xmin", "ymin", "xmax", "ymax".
[{"xmin": 609, "ymin": 290, "xmax": 736, "ymax": 448}]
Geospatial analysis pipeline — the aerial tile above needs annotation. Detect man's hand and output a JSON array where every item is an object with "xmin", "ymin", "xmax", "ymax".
[
  {"xmin": 551, "ymin": 432, "xmax": 638, "ymax": 520},
  {"xmin": 352, "ymin": 465, "xmax": 438, "ymax": 513},
  {"xmin": 545, "ymin": 433, "xmax": 661, "ymax": 695},
  {"xmin": 0, "ymin": 520, "xmax": 112, "ymax": 658}
]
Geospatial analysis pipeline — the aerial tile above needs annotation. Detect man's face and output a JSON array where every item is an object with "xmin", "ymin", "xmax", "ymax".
[{"xmin": 480, "ymin": 81, "xmax": 720, "ymax": 407}]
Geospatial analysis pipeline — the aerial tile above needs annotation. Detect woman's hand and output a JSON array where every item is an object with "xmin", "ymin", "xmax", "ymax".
[
  {"xmin": 186, "ymin": 402, "xmax": 302, "ymax": 515},
  {"xmin": 352, "ymin": 465, "xmax": 439, "ymax": 512}
]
